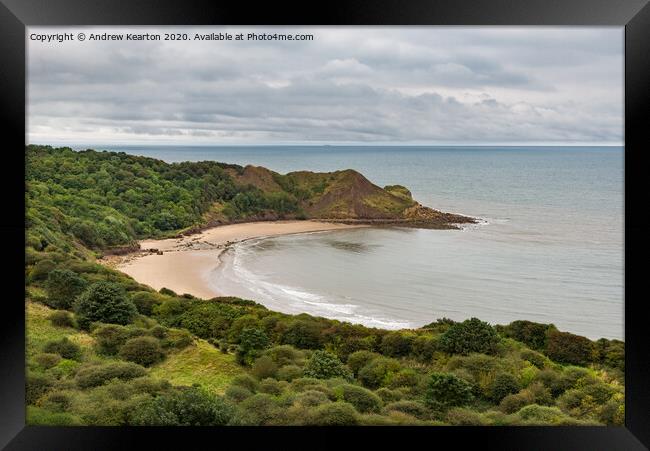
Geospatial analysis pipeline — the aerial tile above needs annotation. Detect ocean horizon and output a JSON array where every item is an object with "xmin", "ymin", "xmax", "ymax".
[{"xmin": 72, "ymin": 145, "xmax": 623, "ymax": 340}]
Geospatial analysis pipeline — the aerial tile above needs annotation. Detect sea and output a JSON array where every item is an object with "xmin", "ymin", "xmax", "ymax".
[{"xmin": 89, "ymin": 145, "xmax": 624, "ymax": 340}]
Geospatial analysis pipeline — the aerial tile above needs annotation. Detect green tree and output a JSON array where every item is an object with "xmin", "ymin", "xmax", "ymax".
[
  {"xmin": 45, "ymin": 269, "xmax": 88, "ymax": 310},
  {"xmin": 74, "ymin": 282, "xmax": 137, "ymax": 329},
  {"xmin": 118, "ymin": 336, "xmax": 165, "ymax": 366},
  {"xmin": 304, "ymin": 350, "xmax": 352, "ymax": 380},
  {"xmin": 545, "ymin": 330, "xmax": 594, "ymax": 366},
  {"xmin": 236, "ymin": 328, "xmax": 269, "ymax": 365},
  {"xmin": 439, "ymin": 317, "xmax": 500, "ymax": 355},
  {"xmin": 425, "ymin": 372, "xmax": 474, "ymax": 411}
]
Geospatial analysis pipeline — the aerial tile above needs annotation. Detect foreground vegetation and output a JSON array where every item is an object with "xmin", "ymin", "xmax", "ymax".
[{"xmin": 25, "ymin": 145, "xmax": 624, "ymax": 426}]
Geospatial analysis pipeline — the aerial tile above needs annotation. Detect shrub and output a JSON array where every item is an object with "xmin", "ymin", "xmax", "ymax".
[
  {"xmin": 39, "ymin": 391, "xmax": 73, "ymax": 412},
  {"xmin": 43, "ymin": 337, "xmax": 81, "ymax": 360},
  {"xmin": 26, "ymin": 406, "xmax": 82, "ymax": 426},
  {"xmin": 26, "ymin": 374, "xmax": 54, "ymax": 404},
  {"xmin": 231, "ymin": 374, "xmax": 259, "ymax": 393},
  {"xmin": 489, "ymin": 373, "xmax": 520, "ymax": 403},
  {"xmin": 384, "ymin": 400, "xmax": 429, "ymax": 419},
  {"xmin": 500, "ymin": 391, "xmax": 535, "ymax": 414},
  {"xmin": 337, "ymin": 384, "xmax": 382, "ymax": 413},
  {"xmin": 48, "ymin": 311, "xmax": 75, "ymax": 328},
  {"xmin": 236, "ymin": 328, "xmax": 270, "ymax": 365},
  {"xmin": 234, "ymin": 393, "xmax": 283, "ymax": 425},
  {"xmin": 425, "ymin": 372, "xmax": 474, "ymax": 411},
  {"xmin": 251, "ymin": 356, "xmax": 279, "ymax": 380},
  {"xmin": 259, "ymin": 378, "xmax": 283, "ymax": 396},
  {"xmin": 295, "ymin": 390, "xmax": 331, "ymax": 407},
  {"xmin": 118, "ymin": 336, "xmax": 164, "ymax": 366},
  {"xmin": 545, "ymin": 330, "xmax": 594, "ymax": 366},
  {"xmin": 380, "ymin": 332, "xmax": 414, "ymax": 357},
  {"xmin": 130, "ymin": 291, "xmax": 164, "ymax": 316},
  {"xmin": 516, "ymin": 404, "xmax": 567, "ymax": 424},
  {"xmin": 498, "ymin": 320, "xmax": 553, "ymax": 350},
  {"xmin": 388, "ymin": 368, "xmax": 421, "ymax": 389},
  {"xmin": 34, "ymin": 353, "xmax": 61, "ymax": 369},
  {"xmin": 93, "ymin": 324, "xmax": 131, "ymax": 355},
  {"xmin": 308, "ymin": 402, "xmax": 358, "ymax": 426},
  {"xmin": 304, "ymin": 350, "xmax": 352, "ymax": 380},
  {"xmin": 281, "ymin": 319, "xmax": 323, "ymax": 349},
  {"xmin": 130, "ymin": 387, "xmax": 235, "ymax": 426},
  {"xmin": 45, "ymin": 269, "xmax": 88, "ymax": 310},
  {"xmin": 411, "ymin": 335, "xmax": 438, "ymax": 362},
  {"xmin": 225, "ymin": 385, "xmax": 253, "ymax": 403},
  {"xmin": 75, "ymin": 362, "xmax": 147, "ymax": 388},
  {"xmin": 446, "ymin": 407, "xmax": 486, "ymax": 425},
  {"xmin": 520, "ymin": 349, "xmax": 548, "ymax": 369},
  {"xmin": 346, "ymin": 350, "xmax": 380, "ymax": 376},
  {"xmin": 276, "ymin": 364, "xmax": 304, "ymax": 382},
  {"xmin": 357, "ymin": 357, "xmax": 402, "ymax": 389},
  {"xmin": 74, "ymin": 282, "xmax": 137, "ymax": 329},
  {"xmin": 375, "ymin": 387, "xmax": 402, "ymax": 403},
  {"xmin": 160, "ymin": 329, "xmax": 193, "ymax": 350},
  {"xmin": 263, "ymin": 345, "xmax": 305, "ymax": 367},
  {"xmin": 439, "ymin": 318, "xmax": 500, "ymax": 355},
  {"xmin": 29, "ymin": 259, "xmax": 56, "ymax": 282},
  {"xmin": 159, "ymin": 287, "xmax": 177, "ymax": 296}
]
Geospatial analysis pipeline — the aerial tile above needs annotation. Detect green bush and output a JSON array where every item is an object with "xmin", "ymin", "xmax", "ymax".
[
  {"xmin": 160, "ymin": 328, "xmax": 193, "ymax": 350},
  {"xmin": 225, "ymin": 385, "xmax": 253, "ymax": 403},
  {"xmin": 375, "ymin": 387, "xmax": 402, "ymax": 403},
  {"xmin": 346, "ymin": 350, "xmax": 380, "ymax": 376},
  {"xmin": 500, "ymin": 391, "xmax": 535, "ymax": 414},
  {"xmin": 263, "ymin": 345, "xmax": 305, "ymax": 367},
  {"xmin": 259, "ymin": 378, "xmax": 284, "ymax": 396},
  {"xmin": 411, "ymin": 335, "xmax": 438, "ymax": 362},
  {"xmin": 130, "ymin": 387, "xmax": 235, "ymax": 426},
  {"xmin": 357, "ymin": 357, "xmax": 402, "ymax": 389},
  {"xmin": 130, "ymin": 291, "xmax": 164, "ymax": 316},
  {"xmin": 308, "ymin": 401, "xmax": 358, "ymax": 425},
  {"xmin": 26, "ymin": 373, "xmax": 54, "ymax": 404},
  {"xmin": 295, "ymin": 390, "xmax": 331, "ymax": 407},
  {"xmin": 234, "ymin": 393, "xmax": 283, "ymax": 425},
  {"xmin": 489, "ymin": 373, "xmax": 520, "ymax": 403},
  {"xmin": 380, "ymin": 332, "xmax": 414, "ymax": 357},
  {"xmin": 388, "ymin": 368, "xmax": 421, "ymax": 389},
  {"xmin": 34, "ymin": 353, "xmax": 61, "ymax": 369},
  {"xmin": 26, "ymin": 406, "xmax": 82, "ymax": 426},
  {"xmin": 118, "ymin": 336, "xmax": 164, "ymax": 366},
  {"xmin": 74, "ymin": 282, "xmax": 137, "ymax": 329},
  {"xmin": 39, "ymin": 391, "xmax": 73, "ymax": 412},
  {"xmin": 304, "ymin": 350, "xmax": 352, "ymax": 380},
  {"xmin": 516, "ymin": 404, "xmax": 567, "ymax": 424},
  {"xmin": 276, "ymin": 364, "xmax": 304, "ymax": 382},
  {"xmin": 438, "ymin": 318, "xmax": 500, "ymax": 355},
  {"xmin": 446, "ymin": 407, "xmax": 486, "ymax": 425},
  {"xmin": 93, "ymin": 324, "xmax": 131, "ymax": 355},
  {"xmin": 45, "ymin": 269, "xmax": 88, "ymax": 310},
  {"xmin": 384, "ymin": 400, "xmax": 429, "ymax": 419},
  {"xmin": 336, "ymin": 384, "xmax": 382, "ymax": 413},
  {"xmin": 28, "ymin": 259, "xmax": 56, "ymax": 282},
  {"xmin": 48, "ymin": 310, "xmax": 76, "ymax": 328},
  {"xmin": 43, "ymin": 337, "xmax": 82, "ymax": 360},
  {"xmin": 545, "ymin": 330, "xmax": 594, "ymax": 366},
  {"xmin": 498, "ymin": 320, "xmax": 553, "ymax": 350},
  {"xmin": 424, "ymin": 372, "xmax": 474, "ymax": 411},
  {"xmin": 236, "ymin": 328, "xmax": 270, "ymax": 365},
  {"xmin": 281, "ymin": 319, "xmax": 323, "ymax": 349},
  {"xmin": 520, "ymin": 349, "xmax": 548, "ymax": 369},
  {"xmin": 231, "ymin": 374, "xmax": 259, "ymax": 393},
  {"xmin": 251, "ymin": 356, "xmax": 279, "ymax": 380},
  {"xmin": 75, "ymin": 362, "xmax": 147, "ymax": 388}
]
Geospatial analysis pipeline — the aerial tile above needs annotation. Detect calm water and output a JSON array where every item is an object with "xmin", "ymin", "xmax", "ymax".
[{"xmin": 93, "ymin": 145, "xmax": 624, "ymax": 339}]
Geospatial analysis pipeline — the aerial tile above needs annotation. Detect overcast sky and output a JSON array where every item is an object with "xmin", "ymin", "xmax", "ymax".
[{"xmin": 27, "ymin": 27, "xmax": 623, "ymax": 146}]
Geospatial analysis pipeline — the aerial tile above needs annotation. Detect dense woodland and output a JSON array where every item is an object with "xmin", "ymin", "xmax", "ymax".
[{"xmin": 25, "ymin": 145, "xmax": 624, "ymax": 426}]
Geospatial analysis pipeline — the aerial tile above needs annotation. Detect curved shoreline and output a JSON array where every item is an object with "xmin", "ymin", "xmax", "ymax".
[{"xmin": 111, "ymin": 220, "xmax": 366, "ymax": 299}]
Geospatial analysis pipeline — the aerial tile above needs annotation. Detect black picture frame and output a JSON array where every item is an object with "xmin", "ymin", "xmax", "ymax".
[{"xmin": 1, "ymin": 1, "xmax": 648, "ymax": 449}]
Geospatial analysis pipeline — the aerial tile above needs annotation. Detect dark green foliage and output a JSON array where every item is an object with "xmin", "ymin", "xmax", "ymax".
[
  {"xmin": 411, "ymin": 335, "xmax": 438, "ymax": 362},
  {"xmin": 43, "ymin": 337, "xmax": 81, "ymax": 360},
  {"xmin": 490, "ymin": 373, "xmax": 521, "ymax": 403},
  {"xmin": 545, "ymin": 330, "xmax": 594, "ymax": 366},
  {"xmin": 118, "ymin": 336, "xmax": 164, "ymax": 366},
  {"xmin": 131, "ymin": 387, "xmax": 235, "ymax": 426},
  {"xmin": 26, "ymin": 374, "xmax": 54, "ymax": 404},
  {"xmin": 281, "ymin": 319, "xmax": 323, "ymax": 349},
  {"xmin": 308, "ymin": 402, "xmax": 358, "ymax": 425},
  {"xmin": 357, "ymin": 357, "xmax": 402, "ymax": 389},
  {"xmin": 425, "ymin": 372, "xmax": 474, "ymax": 411},
  {"xmin": 384, "ymin": 400, "xmax": 429, "ymax": 419},
  {"xmin": 346, "ymin": 350, "xmax": 381, "ymax": 376},
  {"xmin": 130, "ymin": 291, "xmax": 164, "ymax": 316},
  {"xmin": 236, "ymin": 328, "xmax": 270, "ymax": 365},
  {"xmin": 276, "ymin": 365, "xmax": 304, "ymax": 382},
  {"xmin": 380, "ymin": 332, "xmax": 414, "ymax": 357},
  {"xmin": 251, "ymin": 356, "xmax": 279, "ymax": 380},
  {"xmin": 28, "ymin": 259, "xmax": 56, "ymax": 281},
  {"xmin": 74, "ymin": 282, "xmax": 137, "ymax": 329},
  {"xmin": 593, "ymin": 338, "xmax": 625, "ymax": 371},
  {"xmin": 233, "ymin": 393, "xmax": 283, "ymax": 425},
  {"xmin": 48, "ymin": 311, "xmax": 75, "ymax": 328},
  {"xmin": 498, "ymin": 320, "xmax": 554, "ymax": 351},
  {"xmin": 337, "ymin": 384, "xmax": 383, "ymax": 413},
  {"xmin": 93, "ymin": 324, "xmax": 132, "ymax": 355},
  {"xmin": 225, "ymin": 385, "xmax": 253, "ymax": 403},
  {"xmin": 446, "ymin": 407, "xmax": 486, "ymax": 425},
  {"xmin": 304, "ymin": 350, "xmax": 352, "ymax": 380},
  {"xmin": 439, "ymin": 318, "xmax": 500, "ymax": 355},
  {"xmin": 45, "ymin": 269, "xmax": 88, "ymax": 309},
  {"xmin": 230, "ymin": 374, "xmax": 259, "ymax": 393},
  {"xmin": 75, "ymin": 362, "xmax": 147, "ymax": 388},
  {"xmin": 34, "ymin": 353, "xmax": 61, "ymax": 369}
]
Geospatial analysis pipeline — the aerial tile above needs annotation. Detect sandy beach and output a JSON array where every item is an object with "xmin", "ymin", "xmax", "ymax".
[{"xmin": 113, "ymin": 221, "xmax": 364, "ymax": 299}]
